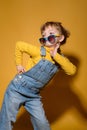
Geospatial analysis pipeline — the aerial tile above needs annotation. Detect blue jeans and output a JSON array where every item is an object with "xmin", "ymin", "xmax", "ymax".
[{"xmin": 0, "ymin": 59, "xmax": 59, "ymax": 130}]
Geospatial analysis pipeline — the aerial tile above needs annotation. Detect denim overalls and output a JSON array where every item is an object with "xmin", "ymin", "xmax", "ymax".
[{"xmin": 0, "ymin": 46, "xmax": 60, "ymax": 130}]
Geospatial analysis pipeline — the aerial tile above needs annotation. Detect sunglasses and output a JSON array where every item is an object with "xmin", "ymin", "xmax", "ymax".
[{"xmin": 39, "ymin": 34, "xmax": 60, "ymax": 44}]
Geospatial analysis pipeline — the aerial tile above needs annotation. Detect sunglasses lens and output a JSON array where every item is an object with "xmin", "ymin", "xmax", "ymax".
[
  {"xmin": 39, "ymin": 35, "xmax": 56, "ymax": 44},
  {"xmin": 48, "ymin": 35, "xmax": 55, "ymax": 43},
  {"xmin": 39, "ymin": 38, "xmax": 46, "ymax": 44}
]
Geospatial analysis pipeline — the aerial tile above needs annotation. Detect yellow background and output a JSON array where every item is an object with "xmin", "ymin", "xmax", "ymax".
[{"xmin": 0, "ymin": 0, "xmax": 87, "ymax": 130}]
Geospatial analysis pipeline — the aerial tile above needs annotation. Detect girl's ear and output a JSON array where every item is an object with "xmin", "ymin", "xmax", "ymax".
[{"xmin": 58, "ymin": 35, "xmax": 65, "ymax": 42}]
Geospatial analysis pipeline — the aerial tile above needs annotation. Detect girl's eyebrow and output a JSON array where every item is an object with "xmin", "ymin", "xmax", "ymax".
[
  {"xmin": 42, "ymin": 33, "xmax": 46, "ymax": 37},
  {"xmin": 43, "ymin": 31, "xmax": 54, "ymax": 34},
  {"xmin": 50, "ymin": 32, "xmax": 55, "ymax": 34},
  {"xmin": 42, "ymin": 34, "xmax": 45, "ymax": 37}
]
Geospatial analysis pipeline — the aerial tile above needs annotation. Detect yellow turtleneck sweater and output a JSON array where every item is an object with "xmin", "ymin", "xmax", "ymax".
[{"xmin": 15, "ymin": 41, "xmax": 76, "ymax": 75}]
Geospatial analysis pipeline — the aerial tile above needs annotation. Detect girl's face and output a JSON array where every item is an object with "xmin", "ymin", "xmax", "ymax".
[{"xmin": 40, "ymin": 25, "xmax": 60, "ymax": 47}]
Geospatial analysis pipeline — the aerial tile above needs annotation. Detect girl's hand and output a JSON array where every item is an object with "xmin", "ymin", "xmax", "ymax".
[
  {"xmin": 50, "ymin": 43, "xmax": 60, "ymax": 57},
  {"xmin": 16, "ymin": 65, "xmax": 26, "ymax": 74}
]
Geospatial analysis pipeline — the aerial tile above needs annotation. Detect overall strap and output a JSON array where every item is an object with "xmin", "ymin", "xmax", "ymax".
[{"xmin": 40, "ymin": 46, "xmax": 46, "ymax": 59}]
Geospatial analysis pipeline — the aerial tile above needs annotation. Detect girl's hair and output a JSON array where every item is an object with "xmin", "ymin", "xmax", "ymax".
[{"xmin": 40, "ymin": 21, "xmax": 70, "ymax": 45}]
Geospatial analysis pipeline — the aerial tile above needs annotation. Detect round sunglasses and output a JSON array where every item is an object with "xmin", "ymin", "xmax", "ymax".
[{"xmin": 39, "ymin": 34, "xmax": 60, "ymax": 44}]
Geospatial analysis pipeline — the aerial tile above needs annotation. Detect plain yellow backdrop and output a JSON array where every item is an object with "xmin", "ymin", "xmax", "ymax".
[{"xmin": 0, "ymin": 0, "xmax": 87, "ymax": 130}]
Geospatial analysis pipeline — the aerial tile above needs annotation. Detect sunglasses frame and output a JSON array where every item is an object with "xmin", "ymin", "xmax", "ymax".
[{"xmin": 39, "ymin": 34, "xmax": 60, "ymax": 44}]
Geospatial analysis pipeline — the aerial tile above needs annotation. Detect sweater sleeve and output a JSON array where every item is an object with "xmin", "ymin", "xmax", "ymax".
[
  {"xmin": 15, "ymin": 41, "xmax": 39, "ymax": 65},
  {"xmin": 53, "ymin": 53, "xmax": 76, "ymax": 75}
]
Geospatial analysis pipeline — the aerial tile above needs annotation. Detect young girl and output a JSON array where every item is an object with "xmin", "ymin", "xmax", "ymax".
[{"xmin": 0, "ymin": 21, "xmax": 76, "ymax": 130}]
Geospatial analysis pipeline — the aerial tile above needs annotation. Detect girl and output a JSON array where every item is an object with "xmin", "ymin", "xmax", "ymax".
[{"xmin": 0, "ymin": 21, "xmax": 76, "ymax": 130}]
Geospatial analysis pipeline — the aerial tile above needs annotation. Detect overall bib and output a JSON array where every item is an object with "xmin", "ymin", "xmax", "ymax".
[{"xmin": 0, "ymin": 46, "xmax": 60, "ymax": 130}]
